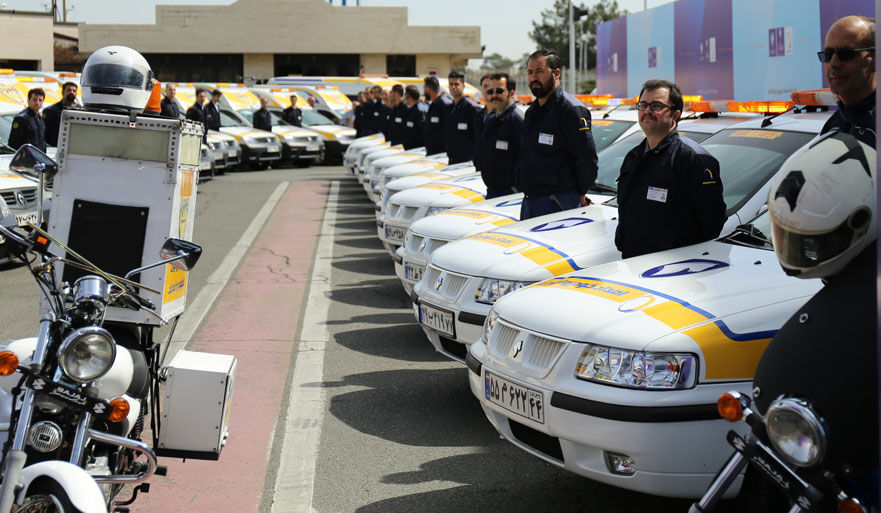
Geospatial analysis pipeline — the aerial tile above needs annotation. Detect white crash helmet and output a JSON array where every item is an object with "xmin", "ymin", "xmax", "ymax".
[
  {"xmin": 81, "ymin": 46, "xmax": 154, "ymax": 114},
  {"xmin": 767, "ymin": 130, "xmax": 876, "ymax": 279}
]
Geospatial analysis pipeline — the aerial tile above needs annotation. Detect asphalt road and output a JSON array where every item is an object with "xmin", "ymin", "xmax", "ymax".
[{"xmin": 0, "ymin": 163, "xmax": 747, "ymax": 513}]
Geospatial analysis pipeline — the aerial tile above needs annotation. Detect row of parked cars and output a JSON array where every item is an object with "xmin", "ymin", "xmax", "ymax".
[{"xmin": 343, "ymin": 90, "xmax": 837, "ymax": 499}]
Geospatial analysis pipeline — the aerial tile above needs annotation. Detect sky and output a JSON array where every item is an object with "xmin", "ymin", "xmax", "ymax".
[{"xmin": 4, "ymin": 0, "xmax": 673, "ymax": 61}]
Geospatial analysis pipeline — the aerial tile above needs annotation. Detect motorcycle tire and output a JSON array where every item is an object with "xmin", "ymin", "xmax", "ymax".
[{"xmin": 18, "ymin": 477, "xmax": 81, "ymax": 513}]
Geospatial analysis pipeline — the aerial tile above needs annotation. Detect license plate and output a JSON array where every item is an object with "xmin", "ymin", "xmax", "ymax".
[
  {"xmin": 15, "ymin": 211, "xmax": 38, "ymax": 227},
  {"xmin": 227, "ymin": 149, "xmax": 238, "ymax": 157},
  {"xmin": 419, "ymin": 301, "xmax": 455, "ymax": 338},
  {"xmin": 384, "ymin": 224, "xmax": 405, "ymax": 243},
  {"xmin": 404, "ymin": 262, "xmax": 424, "ymax": 282},
  {"xmin": 268, "ymin": 145, "xmax": 280, "ymax": 153},
  {"xmin": 484, "ymin": 371, "xmax": 545, "ymax": 424},
  {"xmin": 307, "ymin": 143, "xmax": 320, "ymax": 152}
]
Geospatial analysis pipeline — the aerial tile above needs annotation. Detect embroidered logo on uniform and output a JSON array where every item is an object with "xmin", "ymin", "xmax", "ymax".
[
  {"xmin": 495, "ymin": 140, "xmax": 509, "ymax": 150},
  {"xmin": 579, "ymin": 117, "xmax": 591, "ymax": 131},
  {"xmin": 538, "ymin": 133, "xmax": 554, "ymax": 145},
  {"xmin": 702, "ymin": 169, "xmax": 717, "ymax": 185},
  {"xmin": 11, "ymin": 121, "xmax": 18, "ymax": 129},
  {"xmin": 647, "ymin": 186, "xmax": 668, "ymax": 202}
]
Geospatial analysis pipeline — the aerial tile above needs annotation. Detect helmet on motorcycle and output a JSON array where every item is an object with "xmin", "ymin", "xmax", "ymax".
[
  {"xmin": 81, "ymin": 46, "xmax": 154, "ymax": 114},
  {"xmin": 767, "ymin": 130, "xmax": 876, "ymax": 279}
]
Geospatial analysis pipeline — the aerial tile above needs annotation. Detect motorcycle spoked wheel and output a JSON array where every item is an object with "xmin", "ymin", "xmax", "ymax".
[{"xmin": 15, "ymin": 478, "xmax": 78, "ymax": 512}]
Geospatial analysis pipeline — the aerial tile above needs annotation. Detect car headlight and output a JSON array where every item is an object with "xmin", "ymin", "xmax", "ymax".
[
  {"xmin": 481, "ymin": 309, "xmax": 499, "ymax": 343},
  {"xmin": 57, "ymin": 326, "xmax": 116, "ymax": 383},
  {"xmin": 474, "ymin": 279, "xmax": 531, "ymax": 304},
  {"xmin": 425, "ymin": 206, "xmax": 448, "ymax": 217},
  {"xmin": 765, "ymin": 397, "xmax": 827, "ymax": 467},
  {"xmin": 241, "ymin": 134, "xmax": 260, "ymax": 144},
  {"xmin": 574, "ymin": 343, "xmax": 696, "ymax": 390},
  {"xmin": 282, "ymin": 133, "xmax": 299, "ymax": 142}
]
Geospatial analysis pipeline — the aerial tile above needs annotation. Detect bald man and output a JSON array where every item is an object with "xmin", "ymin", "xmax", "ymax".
[{"xmin": 819, "ymin": 15, "xmax": 876, "ymax": 147}]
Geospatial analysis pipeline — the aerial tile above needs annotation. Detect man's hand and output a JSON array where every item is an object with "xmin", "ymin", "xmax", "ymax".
[{"xmin": 580, "ymin": 195, "xmax": 592, "ymax": 207}]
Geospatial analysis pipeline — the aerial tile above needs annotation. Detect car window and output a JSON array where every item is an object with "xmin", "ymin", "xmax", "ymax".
[
  {"xmin": 0, "ymin": 113, "xmax": 14, "ymax": 145},
  {"xmin": 700, "ymin": 128, "xmax": 815, "ymax": 214},
  {"xmin": 591, "ymin": 120, "xmax": 635, "ymax": 151},
  {"xmin": 220, "ymin": 109, "xmax": 251, "ymax": 128},
  {"xmin": 301, "ymin": 109, "xmax": 335, "ymax": 126}
]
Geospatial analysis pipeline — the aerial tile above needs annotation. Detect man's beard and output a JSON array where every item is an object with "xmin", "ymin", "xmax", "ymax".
[
  {"xmin": 529, "ymin": 76, "xmax": 554, "ymax": 98},
  {"xmin": 64, "ymin": 93, "xmax": 76, "ymax": 103}
]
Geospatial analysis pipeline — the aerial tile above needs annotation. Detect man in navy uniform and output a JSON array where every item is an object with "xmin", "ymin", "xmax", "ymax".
[
  {"xmin": 282, "ymin": 95, "xmax": 303, "ymax": 127},
  {"xmin": 615, "ymin": 79, "xmax": 725, "ymax": 258},
  {"xmin": 475, "ymin": 73, "xmax": 523, "ymax": 199},
  {"xmin": 444, "ymin": 70, "xmax": 479, "ymax": 164},
  {"xmin": 400, "ymin": 85, "xmax": 424, "ymax": 149},
  {"xmin": 204, "ymin": 89, "xmax": 223, "ymax": 131},
  {"xmin": 159, "ymin": 83, "xmax": 180, "ymax": 119},
  {"xmin": 43, "ymin": 81, "xmax": 77, "ymax": 147},
  {"xmin": 422, "ymin": 76, "xmax": 450, "ymax": 155},
  {"xmin": 253, "ymin": 96, "xmax": 272, "ymax": 131},
  {"xmin": 383, "ymin": 84, "xmax": 407, "ymax": 144},
  {"xmin": 8, "ymin": 88, "xmax": 46, "ymax": 151},
  {"xmin": 517, "ymin": 49, "xmax": 597, "ymax": 219}
]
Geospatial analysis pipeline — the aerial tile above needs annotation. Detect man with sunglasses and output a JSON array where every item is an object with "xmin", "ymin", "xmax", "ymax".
[
  {"xmin": 819, "ymin": 15, "xmax": 876, "ymax": 148},
  {"xmin": 474, "ymin": 72, "xmax": 523, "ymax": 199},
  {"xmin": 517, "ymin": 49, "xmax": 598, "ymax": 219},
  {"xmin": 614, "ymin": 79, "xmax": 725, "ymax": 259}
]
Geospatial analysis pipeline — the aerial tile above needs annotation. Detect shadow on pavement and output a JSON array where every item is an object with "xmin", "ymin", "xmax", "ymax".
[
  {"xmin": 332, "ymin": 256, "xmax": 397, "ymax": 276},
  {"xmin": 334, "ymin": 219, "xmax": 380, "ymax": 231},
  {"xmin": 335, "ymin": 206, "xmax": 376, "ymax": 216},
  {"xmin": 332, "ymin": 323, "xmax": 446, "ymax": 362},
  {"xmin": 334, "ymin": 236, "xmax": 386, "ymax": 250},
  {"xmin": 325, "ymin": 312, "xmax": 416, "ymax": 326},
  {"xmin": 328, "ymin": 279, "xmax": 409, "ymax": 309}
]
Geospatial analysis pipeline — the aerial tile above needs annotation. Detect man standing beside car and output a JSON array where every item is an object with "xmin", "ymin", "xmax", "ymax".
[
  {"xmin": 8, "ymin": 88, "xmax": 46, "ymax": 151},
  {"xmin": 819, "ymin": 15, "xmax": 876, "ymax": 148},
  {"xmin": 517, "ymin": 49, "xmax": 597, "ymax": 219},
  {"xmin": 383, "ymin": 84, "xmax": 407, "ymax": 145},
  {"xmin": 253, "ymin": 96, "xmax": 272, "ymax": 132},
  {"xmin": 160, "ymin": 83, "xmax": 180, "ymax": 119},
  {"xmin": 615, "ymin": 79, "xmax": 726, "ymax": 259},
  {"xmin": 400, "ymin": 85, "xmax": 424, "ymax": 150},
  {"xmin": 42, "ymin": 81, "xmax": 77, "ymax": 147},
  {"xmin": 204, "ymin": 89, "xmax": 223, "ymax": 132},
  {"xmin": 282, "ymin": 95, "xmax": 303, "ymax": 127},
  {"xmin": 444, "ymin": 70, "xmax": 479, "ymax": 164},
  {"xmin": 422, "ymin": 76, "xmax": 450, "ymax": 155},
  {"xmin": 475, "ymin": 73, "xmax": 522, "ymax": 199},
  {"xmin": 186, "ymin": 88, "xmax": 208, "ymax": 142}
]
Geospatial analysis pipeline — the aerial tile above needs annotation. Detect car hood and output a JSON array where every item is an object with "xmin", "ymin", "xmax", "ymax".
[
  {"xmin": 429, "ymin": 203, "xmax": 621, "ymax": 282},
  {"xmin": 305, "ymin": 124, "xmax": 356, "ymax": 139},
  {"xmin": 388, "ymin": 172, "xmax": 486, "ymax": 209},
  {"xmin": 372, "ymin": 152, "xmax": 428, "ymax": 168},
  {"xmin": 272, "ymin": 126, "xmax": 318, "ymax": 137},
  {"xmin": 383, "ymin": 159, "xmax": 449, "ymax": 178},
  {"xmin": 408, "ymin": 193, "xmax": 524, "ymax": 240},
  {"xmin": 219, "ymin": 126, "xmax": 276, "ymax": 139},
  {"xmin": 0, "ymin": 172, "xmax": 37, "ymax": 190},
  {"xmin": 385, "ymin": 163, "xmax": 476, "ymax": 192},
  {"xmin": 492, "ymin": 240, "xmax": 822, "ymax": 381}
]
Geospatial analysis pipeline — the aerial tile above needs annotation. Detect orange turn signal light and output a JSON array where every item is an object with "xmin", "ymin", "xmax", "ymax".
[
  {"xmin": 838, "ymin": 499, "xmax": 866, "ymax": 513},
  {"xmin": 726, "ymin": 101, "xmax": 795, "ymax": 114},
  {"xmin": 108, "ymin": 398, "xmax": 130, "ymax": 423},
  {"xmin": 0, "ymin": 351, "xmax": 19, "ymax": 376},
  {"xmin": 717, "ymin": 393, "xmax": 743, "ymax": 422}
]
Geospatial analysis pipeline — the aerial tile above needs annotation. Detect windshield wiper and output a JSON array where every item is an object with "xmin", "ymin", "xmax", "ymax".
[
  {"xmin": 724, "ymin": 223, "xmax": 772, "ymax": 249},
  {"xmin": 588, "ymin": 182, "xmax": 617, "ymax": 194}
]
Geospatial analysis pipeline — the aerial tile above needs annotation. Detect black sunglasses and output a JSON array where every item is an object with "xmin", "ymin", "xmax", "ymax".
[
  {"xmin": 817, "ymin": 46, "xmax": 875, "ymax": 63},
  {"xmin": 636, "ymin": 101, "xmax": 674, "ymax": 112},
  {"xmin": 487, "ymin": 88, "xmax": 510, "ymax": 95}
]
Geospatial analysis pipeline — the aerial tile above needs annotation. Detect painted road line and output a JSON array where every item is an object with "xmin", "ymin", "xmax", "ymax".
[
  {"xmin": 269, "ymin": 180, "xmax": 338, "ymax": 513},
  {"xmin": 165, "ymin": 181, "xmax": 289, "ymax": 363}
]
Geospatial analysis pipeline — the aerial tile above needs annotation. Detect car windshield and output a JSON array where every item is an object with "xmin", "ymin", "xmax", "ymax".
[
  {"xmin": 220, "ymin": 109, "xmax": 251, "ymax": 128},
  {"xmin": 590, "ymin": 119, "xmax": 635, "ymax": 151},
  {"xmin": 0, "ymin": 113, "xmax": 13, "ymax": 146},
  {"xmin": 236, "ymin": 109, "xmax": 253, "ymax": 124},
  {"xmin": 724, "ymin": 210, "xmax": 773, "ymax": 249},
  {"xmin": 269, "ymin": 110, "xmax": 288, "ymax": 125},
  {"xmin": 699, "ymin": 128, "xmax": 815, "ymax": 214},
  {"xmin": 301, "ymin": 109, "xmax": 335, "ymax": 126}
]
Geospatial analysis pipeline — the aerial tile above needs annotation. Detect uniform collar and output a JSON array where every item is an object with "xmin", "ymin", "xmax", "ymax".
[
  {"xmin": 638, "ymin": 129, "xmax": 678, "ymax": 157},
  {"xmin": 836, "ymin": 89, "xmax": 876, "ymax": 120},
  {"xmin": 528, "ymin": 85, "xmax": 564, "ymax": 113}
]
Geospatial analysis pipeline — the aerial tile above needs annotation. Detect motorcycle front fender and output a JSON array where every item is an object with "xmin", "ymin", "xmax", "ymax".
[{"xmin": 17, "ymin": 460, "xmax": 107, "ymax": 513}]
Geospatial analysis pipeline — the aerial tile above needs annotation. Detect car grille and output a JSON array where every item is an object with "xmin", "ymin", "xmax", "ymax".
[
  {"xmin": 406, "ymin": 235, "xmax": 448, "ymax": 259},
  {"xmin": 0, "ymin": 187, "xmax": 37, "ymax": 207},
  {"xmin": 381, "ymin": 187, "xmax": 402, "ymax": 214},
  {"xmin": 423, "ymin": 265, "xmax": 469, "ymax": 301},
  {"xmin": 487, "ymin": 320, "xmax": 568, "ymax": 378},
  {"xmin": 401, "ymin": 206, "xmax": 418, "ymax": 220},
  {"xmin": 224, "ymin": 140, "xmax": 236, "ymax": 148}
]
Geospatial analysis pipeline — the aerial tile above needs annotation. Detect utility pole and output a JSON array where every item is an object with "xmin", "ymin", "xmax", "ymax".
[{"xmin": 568, "ymin": 0, "xmax": 575, "ymax": 93}]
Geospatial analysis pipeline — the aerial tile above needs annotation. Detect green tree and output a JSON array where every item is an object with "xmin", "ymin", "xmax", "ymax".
[
  {"xmin": 528, "ymin": 0, "xmax": 627, "ymax": 69},
  {"xmin": 480, "ymin": 53, "xmax": 517, "ymax": 72}
]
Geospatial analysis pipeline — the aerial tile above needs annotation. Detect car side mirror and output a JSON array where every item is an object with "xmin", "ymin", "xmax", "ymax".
[
  {"xmin": 10, "ymin": 144, "xmax": 57, "ymax": 182},
  {"xmin": 160, "ymin": 238, "xmax": 202, "ymax": 271}
]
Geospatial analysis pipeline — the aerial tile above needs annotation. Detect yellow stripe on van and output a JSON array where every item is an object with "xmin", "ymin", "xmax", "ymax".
[{"xmin": 464, "ymin": 233, "xmax": 578, "ymax": 275}]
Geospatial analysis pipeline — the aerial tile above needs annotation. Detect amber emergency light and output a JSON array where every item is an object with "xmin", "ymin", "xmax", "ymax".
[
  {"xmin": 0, "ymin": 351, "xmax": 19, "ymax": 376},
  {"xmin": 790, "ymin": 88, "xmax": 838, "ymax": 106},
  {"xmin": 716, "ymin": 392, "xmax": 743, "ymax": 422},
  {"xmin": 108, "ymin": 397, "xmax": 131, "ymax": 423}
]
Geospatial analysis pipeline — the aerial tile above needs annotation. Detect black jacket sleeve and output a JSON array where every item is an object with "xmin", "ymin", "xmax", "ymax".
[
  {"xmin": 7, "ymin": 115, "xmax": 26, "ymax": 149},
  {"xmin": 680, "ymin": 150, "xmax": 726, "ymax": 242},
  {"xmin": 561, "ymin": 102, "xmax": 598, "ymax": 195}
]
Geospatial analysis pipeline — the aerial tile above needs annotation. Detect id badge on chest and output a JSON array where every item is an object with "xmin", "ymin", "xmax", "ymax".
[
  {"xmin": 457, "ymin": 122, "xmax": 468, "ymax": 130},
  {"xmin": 647, "ymin": 186, "xmax": 668, "ymax": 203},
  {"xmin": 538, "ymin": 133, "xmax": 554, "ymax": 145},
  {"xmin": 496, "ymin": 140, "xmax": 509, "ymax": 150}
]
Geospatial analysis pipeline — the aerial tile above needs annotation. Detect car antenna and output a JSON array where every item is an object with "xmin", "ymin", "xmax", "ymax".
[{"xmin": 761, "ymin": 106, "xmax": 795, "ymax": 127}]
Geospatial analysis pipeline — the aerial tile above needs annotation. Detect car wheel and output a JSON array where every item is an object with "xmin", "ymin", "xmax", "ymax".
[{"xmin": 317, "ymin": 147, "xmax": 326, "ymax": 166}]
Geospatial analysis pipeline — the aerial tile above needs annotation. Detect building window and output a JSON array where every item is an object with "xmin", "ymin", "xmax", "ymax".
[
  {"xmin": 0, "ymin": 59, "xmax": 38, "ymax": 71},
  {"xmin": 274, "ymin": 54, "xmax": 359, "ymax": 77},
  {"xmin": 386, "ymin": 55, "xmax": 415, "ymax": 76},
  {"xmin": 143, "ymin": 54, "xmax": 243, "ymax": 82}
]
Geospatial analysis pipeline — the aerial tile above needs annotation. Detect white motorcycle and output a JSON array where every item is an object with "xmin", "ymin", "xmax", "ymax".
[{"xmin": 0, "ymin": 217, "xmax": 203, "ymax": 512}]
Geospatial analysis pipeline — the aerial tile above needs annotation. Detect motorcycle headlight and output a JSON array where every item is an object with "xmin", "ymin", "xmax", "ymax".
[
  {"xmin": 57, "ymin": 326, "xmax": 116, "ymax": 383},
  {"xmin": 474, "ymin": 279, "xmax": 531, "ymax": 304},
  {"xmin": 765, "ymin": 397, "xmax": 827, "ymax": 468},
  {"xmin": 574, "ymin": 343, "xmax": 697, "ymax": 390},
  {"xmin": 481, "ymin": 309, "xmax": 499, "ymax": 343}
]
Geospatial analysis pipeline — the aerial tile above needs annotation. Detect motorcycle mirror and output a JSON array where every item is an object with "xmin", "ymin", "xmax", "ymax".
[
  {"xmin": 159, "ymin": 238, "xmax": 202, "ymax": 271},
  {"xmin": 10, "ymin": 144, "xmax": 57, "ymax": 182}
]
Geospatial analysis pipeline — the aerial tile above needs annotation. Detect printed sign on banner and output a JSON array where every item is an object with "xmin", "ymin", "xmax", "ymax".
[
  {"xmin": 626, "ymin": 3, "xmax": 675, "ymax": 96},
  {"xmin": 596, "ymin": 17, "xmax": 628, "ymax": 97},
  {"xmin": 674, "ymin": 0, "xmax": 734, "ymax": 100}
]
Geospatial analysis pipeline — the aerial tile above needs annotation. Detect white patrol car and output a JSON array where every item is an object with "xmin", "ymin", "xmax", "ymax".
[
  {"xmin": 0, "ymin": 154, "xmax": 51, "ymax": 264},
  {"xmin": 293, "ymin": 108, "xmax": 355, "ymax": 163},
  {"xmin": 363, "ymin": 149, "xmax": 436, "ymax": 202},
  {"xmin": 343, "ymin": 135, "xmax": 386, "ymax": 173},
  {"xmin": 217, "ymin": 109, "xmax": 284, "ymax": 170},
  {"xmin": 356, "ymin": 144, "xmax": 406, "ymax": 184},
  {"xmin": 233, "ymin": 107, "xmax": 328, "ymax": 165},
  {"xmin": 376, "ymin": 153, "xmax": 449, "ymax": 199},
  {"xmin": 466, "ymin": 211, "xmax": 822, "ymax": 498},
  {"xmin": 414, "ymin": 110, "xmax": 831, "ymax": 362},
  {"xmin": 206, "ymin": 131, "xmax": 242, "ymax": 174}
]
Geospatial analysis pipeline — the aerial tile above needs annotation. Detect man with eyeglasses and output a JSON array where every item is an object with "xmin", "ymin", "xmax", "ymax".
[
  {"xmin": 517, "ymin": 49, "xmax": 598, "ymax": 219},
  {"xmin": 474, "ymin": 72, "xmax": 523, "ymax": 199},
  {"xmin": 614, "ymin": 79, "xmax": 725, "ymax": 259},
  {"xmin": 819, "ymin": 15, "xmax": 875, "ymax": 148}
]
